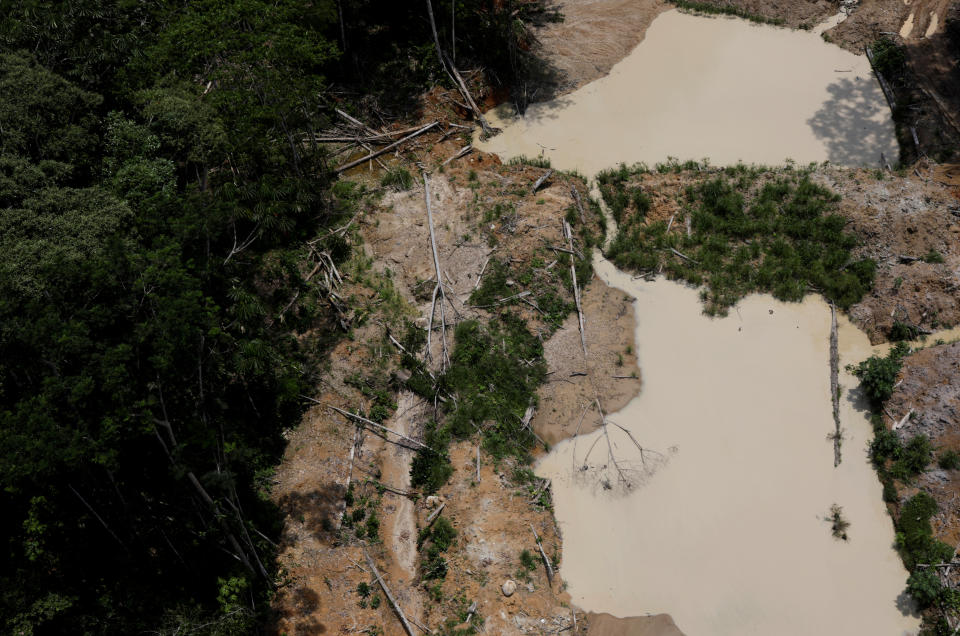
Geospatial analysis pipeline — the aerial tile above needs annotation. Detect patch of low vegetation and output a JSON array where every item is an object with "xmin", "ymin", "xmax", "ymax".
[
  {"xmin": 603, "ymin": 164, "xmax": 875, "ymax": 315},
  {"xmin": 407, "ymin": 313, "xmax": 547, "ymax": 493},
  {"xmin": 345, "ymin": 371, "xmax": 399, "ymax": 424},
  {"xmin": 381, "ymin": 166, "xmax": 414, "ymax": 190},
  {"xmin": 829, "ymin": 504, "xmax": 850, "ymax": 541},
  {"xmin": 515, "ymin": 549, "xmax": 539, "ymax": 583},
  {"xmin": 666, "ymin": 0, "xmax": 785, "ymax": 26},
  {"xmin": 341, "ymin": 485, "xmax": 382, "ymax": 542},
  {"xmin": 508, "ymin": 155, "xmax": 552, "ymax": 169},
  {"xmin": 870, "ymin": 36, "xmax": 907, "ymax": 79},
  {"xmin": 890, "ymin": 321, "xmax": 921, "ymax": 342},
  {"xmin": 939, "ymin": 450, "xmax": 960, "ymax": 471},
  {"xmin": 418, "ymin": 516, "xmax": 456, "ymax": 581},
  {"xmin": 849, "ymin": 342, "xmax": 909, "ymax": 406}
]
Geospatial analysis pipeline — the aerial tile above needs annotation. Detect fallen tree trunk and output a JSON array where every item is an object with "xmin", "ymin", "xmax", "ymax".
[
  {"xmin": 423, "ymin": 174, "xmax": 450, "ymax": 370},
  {"xmin": 530, "ymin": 524, "xmax": 555, "ymax": 586},
  {"xmin": 313, "ymin": 401, "xmax": 433, "ymax": 451},
  {"xmin": 564, "ymin": 220, "xmax": 588, "ymax": 356},
  {"xmin": 365, "ymin": 550, "xmax": 418, "ymax": 636},
  {"xmin": 830, "ymin": 303, "xmax": 842, "ymax": 467},
  {"xmin": 442, "ymin": 144, "xmax": 472, "ymax": 166},
  {"xmin": 531, "ymin": 169, "xmax": 553, "ymax": 193},
  {"xmin": 335, "ymin": 122, "xmax": 438, "ymax": 173}
]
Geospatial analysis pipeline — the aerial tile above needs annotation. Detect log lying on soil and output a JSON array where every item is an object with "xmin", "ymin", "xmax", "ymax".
[
  {"xmin": 365, "ymin": 550, "xmax": 418, "ymax": 636},
  {"xmin": 317, "ymin": 401, "xmax": 433, "ymax": 451},
  {"xmin": 531, "ymin": 169, "xmax": 554, "ymax": 193},
  {"xmin": 442, "ymin": 144, "xmax": 472, "ymax": 166},
  {"xmin": 530, "ymin": 524, "xmax": 554, "ymax": 586},
  {"xmin": 423, "ymin": 174, "xmax": 450, "ymax": 370},
  {"xmin": 563, "ymin": 219, "xmax": 587, "ymax": 356},
  {"xmin": 425, "ymin": 502, "xmax": 446, "ymax": 527}
]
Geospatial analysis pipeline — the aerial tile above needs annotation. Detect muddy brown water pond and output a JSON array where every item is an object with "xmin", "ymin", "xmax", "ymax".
[
  {"xmin": 538, "ymin": 259, "xmax": 919, "ymax": 635},
  {"xmin": 478, "ymin": 9, "xmax": 916, "ymax": 636},
  {"xmin": 478, "ymin": 10, "xmax": 897, "ymax": 171}
]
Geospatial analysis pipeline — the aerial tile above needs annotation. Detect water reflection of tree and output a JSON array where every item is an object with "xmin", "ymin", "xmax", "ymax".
[{"xmin": 807, "ymin": 77, "xmax": 899, "ymax": 167}]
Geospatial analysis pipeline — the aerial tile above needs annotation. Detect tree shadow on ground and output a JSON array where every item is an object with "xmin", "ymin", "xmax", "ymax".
[
  {"xmin": 276, "ymin": 483, "xmax": 345, "ymax": 544},
  {"xmin": 807, "ymin": 76, "xmax": 899, "ymax": 167}
]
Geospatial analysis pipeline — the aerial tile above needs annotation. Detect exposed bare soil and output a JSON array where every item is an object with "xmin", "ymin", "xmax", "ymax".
[
  {"xmin": 535, "ymin": 0, "xmax": 669, "ymax": 94},
  {"xmin": 586, "ymin": 613, "xmax": 686, "ymax": 636},
  {"xmin": 534, "ymin": 281, "xmax": 640, "ymax": 446},
  {"xmin": 271, "ymin": 108, "xmax": 645, "ymax": 634},
  {"xmin": 817, "ymin": 164, "xmax": 960, "ymax": 343}
]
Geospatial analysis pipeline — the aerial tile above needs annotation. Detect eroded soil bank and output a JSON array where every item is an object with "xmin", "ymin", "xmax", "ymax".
[
  {"xmin": 536, "ymin": 256, "xmax": 920, "ymax": 635},
  {"xmin": 481, "ymin": 9, "xmax": 897, "ymax": 170}
]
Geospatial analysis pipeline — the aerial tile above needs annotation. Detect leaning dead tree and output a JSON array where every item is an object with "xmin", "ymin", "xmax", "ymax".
[{"xmin": 425, "ymin": 0, "xmax": 497, "ymax": 137}]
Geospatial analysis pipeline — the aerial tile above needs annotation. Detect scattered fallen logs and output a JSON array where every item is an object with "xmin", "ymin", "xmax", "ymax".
[
  {"xmin": 335, "ymin": 122, "xmax": 439, "ymax": 173},
  {"xmin": 317, "ymin": 402, "xmax": 433, "ymax": 451}
]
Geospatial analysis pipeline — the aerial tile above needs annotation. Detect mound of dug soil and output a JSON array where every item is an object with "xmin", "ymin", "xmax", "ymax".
[{"xmin": 586, "ymin": 612, "xmax": 686, "ymax": 636}]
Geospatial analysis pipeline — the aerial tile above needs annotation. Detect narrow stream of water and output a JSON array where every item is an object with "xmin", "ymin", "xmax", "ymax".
[{"xmin": 477, "ymin": 9, "xmax": 918, "ymax": 634}]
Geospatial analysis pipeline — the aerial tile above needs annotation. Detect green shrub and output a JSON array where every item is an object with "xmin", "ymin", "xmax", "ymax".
[
  {"xmin": 923, "ymin": 249, "xmax": 945, "ymax": 264},
  {"xmin": 364, "ymin": 510, "xmax": 380, "ymax": 540},
  {"xmin": 849, "ymin": 342, "xmax": 909, "ymax": 406},
  {"xmin": 889, "ymin": 321, "xmax": 920, "ymax": 342},
  {"xmin": 410, "ymin": 421, "xmax": 453, "ymax": 494},
  {"xmin": 870, "ymin": 427, "xmax": 902, "ymax": 466},
  {"xmin": 938, "ymin": 449, "xmax": 960, "ymax": 470},
  {"xmin": 891, "ymin": 435, "xmax": 932, "ymax": 480},
  {"xmin": 897, "ymin": 492, "xmax": 954, "ymax": 569},
  {"xmin": 430, "ymin": 516, "xmax": 457, "ymax": 551},
  {"xmin": 907, "ymin": 569, "xmax": 946, "ymax": 609},
  {"xmin": 381, "ymin": 167, "xmax": 414, "ymax": 190},
  {"xmin": 871, "ymin": 37, "xmax": 906, "ymax": 77},
  {"xmin": 519, "ymin": 549, "xmax": 538, "ymax": 572},
  {"xmin": 420, "ymin": 516, "xmax": 456, "ymax": 581}
]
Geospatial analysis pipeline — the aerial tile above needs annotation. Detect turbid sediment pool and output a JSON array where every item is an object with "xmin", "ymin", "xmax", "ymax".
[
  {"xmin": 479, "ymin": 9, "xmax": 917, "ymax": 635},
  {"xmin": 478, "ymin": 10, "xmax": 898, "ymax": 171},
  {"xmin": 536, "ymin": 258, "xmax": 919, "ymax": 635}
]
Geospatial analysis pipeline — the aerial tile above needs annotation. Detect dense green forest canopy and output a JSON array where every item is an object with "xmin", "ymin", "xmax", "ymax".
[{"xmin": 0, "ymin": 1, "xmax": 555, "ymax": 633}]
